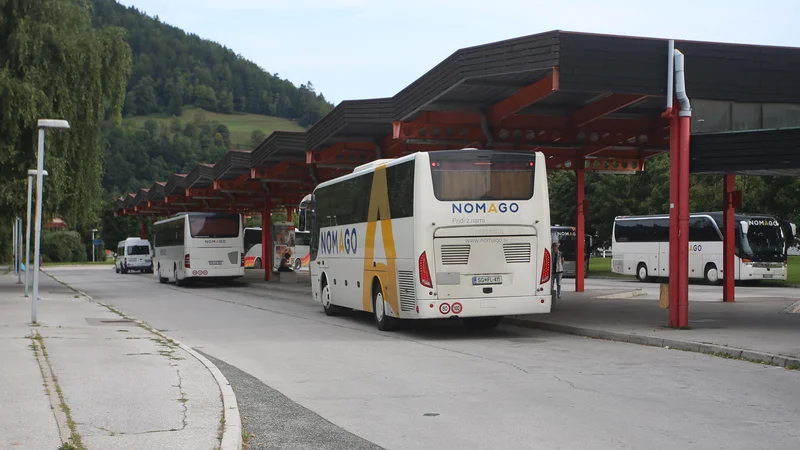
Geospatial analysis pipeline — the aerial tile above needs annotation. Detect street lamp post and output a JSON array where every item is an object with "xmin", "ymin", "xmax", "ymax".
[
  {"xmin": 25, "ymin": 169, "xmax": 48, "ymax": 297},
  {"xmin": 92, "ymin": 229, "xmax": 98, "ymax": 263},
  {"xmin": 31, "ymin": 119, "xmax": 70, "ymax": 324},
  {"xmin": 17, "ymin": 217, "xmax": 23, "ymax": 284},
  {"xmin": 13, "ymin": 218, "xmax": 18, "ymax": 277}
]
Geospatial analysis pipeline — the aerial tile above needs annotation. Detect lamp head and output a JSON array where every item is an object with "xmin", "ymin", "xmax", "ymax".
[{"xmin": 37, "ymin": 119, "xmax": 70, "ymax": 129}]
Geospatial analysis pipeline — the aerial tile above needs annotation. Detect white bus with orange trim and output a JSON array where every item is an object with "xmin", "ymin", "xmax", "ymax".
[{"xmin": 299, "ymin": 149, "xmax": 552, "ymax": 331}]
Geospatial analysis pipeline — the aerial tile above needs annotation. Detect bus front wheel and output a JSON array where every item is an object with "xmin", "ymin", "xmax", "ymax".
[
  {"xmin": 636, "ymin": 263, "xmax": 649, "ymax": 282},
  {"xmin": 373, "ymin": 282, "xmax": 396, "ymax": 331},
  {"xmin": 321, "ymin": 280, "xmax": 343, "ymax": 316},
  {"xmin": 704, "ymin": 264, "xmax": 720, "ymax": 284}
]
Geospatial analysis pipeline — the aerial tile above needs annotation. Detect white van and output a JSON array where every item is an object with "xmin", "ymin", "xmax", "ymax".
[{"xmin": 116, "ymin": 238, "xmax": 153, "ymax": 274}]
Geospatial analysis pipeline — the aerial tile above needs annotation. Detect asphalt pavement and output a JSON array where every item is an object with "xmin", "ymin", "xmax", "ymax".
[{"xmin": 47, "ymin": 266, "xmax": 800, "ymax": 450}]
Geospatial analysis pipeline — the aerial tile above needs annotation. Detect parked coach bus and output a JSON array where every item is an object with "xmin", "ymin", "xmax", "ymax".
[
  {"xmin": 299, "ymin": 149, "xmax": 552, "ymax": 331},
  {"xmin": 612, "ymin": 212, "xmax": 794, "ymax": 283},
  {"xmin": 153, "ymin": 212, "xmax": 244, "ymax": 286},
  {"xmin": 551, "ymin": 225, "xmax": 592, "ymax": 278}
]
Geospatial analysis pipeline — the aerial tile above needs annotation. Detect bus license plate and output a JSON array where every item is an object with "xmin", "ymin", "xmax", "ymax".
[
  {"xmin": 208, "ymin": 260, "xmax": 223, "ymax": 266},
  {"xmin": 763, "ymin": 274, "xmax": 773, "ymax": 279},
  {"xmin": 473, "ymin": 275, "xmax": 502, "ymax": 285}
]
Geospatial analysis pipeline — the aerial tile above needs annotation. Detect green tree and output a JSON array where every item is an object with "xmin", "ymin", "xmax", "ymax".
[
  {"xmin": 89, "ymin": 0, "xmax": 333, "ymax": 125},
  {"xmin": 0, "ymin": 0, "xmax": 132, "ymax": 232},
  {"xmin": 251, "ymin": 129, "xmax": 266, "ymax": 148},
  {"xmin": 218, "ymin": 89, "xmax": 234, "ymax": 113},
  {"xmin": 194, "ymin": 85, "xmax": 217, "ymax": 110},
  {"xmin": 132, "ymin": 76, "xmax": 158, "ymax": 115}
]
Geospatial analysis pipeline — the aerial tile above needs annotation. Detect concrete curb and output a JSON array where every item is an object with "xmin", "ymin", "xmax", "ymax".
[
  {"xmin": 504, "ymin": 318, "xmax": 800, "ymax": 369},
  {"xmin": 594, "ymin": 289, "xmax": 647, "ymax": 299},
  {"xmin": 136, "ymin": 321, "xmax": 242, "ymax": 450},
  {"xmin": 45, "ymin": 272, "xmax": 242, "ymax": 450}
]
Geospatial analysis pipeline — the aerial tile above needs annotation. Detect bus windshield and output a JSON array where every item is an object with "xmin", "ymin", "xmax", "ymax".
[
  {"xmin": 190, "ymin": 215, "xmax": 240, "ymax": 238},
  {"xmin": 558, "ymin": 235, "xmax": 577, "ymax": 258},
  {"xmin": 430, "ymin": 152, "xmax": 535, "ymax": 201},
  {"xmin": 740, "ymin": 224, "xmax": 785, "ymax": 260}
]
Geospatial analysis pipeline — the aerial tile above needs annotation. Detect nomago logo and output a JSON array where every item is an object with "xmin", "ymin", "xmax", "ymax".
[
  {"xmin": 320, "ymin": 228, "xmax": 358, "ymax": 255},
  {"xmin": 204, "ymin": 239, "xmax": 226, "ymax": 244},
  {"xmin": 452, "ymin": 202, "xmax": 519, "ymax": 214},
  {"xmin": 748, "ymin": 219, "xmax": 779, "ymax": 227}
]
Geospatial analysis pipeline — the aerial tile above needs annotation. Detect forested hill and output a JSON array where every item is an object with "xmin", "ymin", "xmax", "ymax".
[{"xmin": 90, "ymin": 0, "xmax": 333, "ymax": 127}]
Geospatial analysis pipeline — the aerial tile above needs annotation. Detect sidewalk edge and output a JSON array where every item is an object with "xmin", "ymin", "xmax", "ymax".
[
  {"xmin": 141, "ymin": 325, "xmax": 243, "ymax": 450},
  {"xmin": 504, "ymin": 318, "xmax": 800, "ymax": 369},
  {"xmin": 47, "ymin": 272, "xmax": 242, "ymax": 450}
]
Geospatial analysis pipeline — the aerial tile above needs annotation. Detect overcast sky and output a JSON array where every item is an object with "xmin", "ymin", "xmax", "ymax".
[{"xmin": 117, "ymin": 0, "xmax": 799, "ymax": 104}]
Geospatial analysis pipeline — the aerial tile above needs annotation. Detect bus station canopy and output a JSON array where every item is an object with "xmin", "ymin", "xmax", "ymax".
[{"xmin": 115, "ymin": 30, "xmax": 800, "ymax": 217}]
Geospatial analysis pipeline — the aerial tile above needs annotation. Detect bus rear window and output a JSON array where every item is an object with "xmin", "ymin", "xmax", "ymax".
[
  {"xmin": 190, "ymin": 216, "xmax": 240, "ymax": 238},
  {"xmin": 430, "ymin": 153, "xmax": 535, "ymax": 201},
  {"xmin": 127, "ymin": 245, "xmax": 150, "ymax": 255}
]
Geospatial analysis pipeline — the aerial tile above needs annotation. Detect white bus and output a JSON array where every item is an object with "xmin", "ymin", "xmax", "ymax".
[
  {"xmin": 244, "ymin": 225, "xmax": 308, "ymax": 270},
  {"xmin": 551, "ymin": 225, "xmax": 592, "ymax": 278},
  {"xmin": 300, "ymin": 149, "xmax": 552, "ymax": 331},
  {"xmin": 153, "ymin": 212, "xmax": 245, "ymax": 286},
  {"xmin": 612, "ymin": 212, "xmax": 793, "ymax": 283},
  {"xmin": 244, "ymin": 227, "xmax": 263, "ymax": 269},
  {"xmin": 294, "ymin": 230, "xmax": 311, "ymax": 271}
]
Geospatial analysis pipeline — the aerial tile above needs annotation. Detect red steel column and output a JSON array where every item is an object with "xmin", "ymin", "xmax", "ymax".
[
  {"xmin": 287, "ymin": 208, "xmax": 293, "ymax": 223},
  {"xmin": 668, "ymin": 112, "xmax": 680, "ymax": 327},
  {"xmin": 141, "ymin": 220, "xmax": 146, "ymax": 240},
  {"xmin": 262, "ymin": 207, "xmax": 272, "ymax": 281},
  {"xmin": 677, "ymin": 115, "xmax": 691, "ymax": 328},
  {"xmin": 575, "ymin": 166, "xmax": 585, "ymax": 293},
  {"xmin": 723, "ymin": 174, "xmax": 736, "ymax": 302}
]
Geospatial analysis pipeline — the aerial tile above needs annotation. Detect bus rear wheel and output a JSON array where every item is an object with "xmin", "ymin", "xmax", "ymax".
[
  {"xmin": 704, "ymin": 264, "xmax": 720, "ymax": 284},
  {"xmin": 636, "ymin": 263, "xmax": 649, "ymax": 282},
  {"xmin": 373, "ymin": 283, "xmax": 396, "ymax": 331},
  {"xmin": 254, "ymin": 258, "xmax": 262, "ymax": 269}
]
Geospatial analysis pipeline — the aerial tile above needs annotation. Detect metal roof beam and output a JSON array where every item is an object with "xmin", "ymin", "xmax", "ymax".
[
  {"xmin": 488, "ymin": 68, "xmax": 560, "ymax": 125},
  {"xmin": 571, "ymin": 94, "xmax": 649, "ymax": 127}
]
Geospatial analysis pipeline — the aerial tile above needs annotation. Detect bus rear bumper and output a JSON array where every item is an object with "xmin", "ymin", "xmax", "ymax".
[
  {"xmin": 413, "ymin": 294, "xmax": 552, "ymax": 319},
  {"xmin": 185, "ymin": 268, "xmax": 244, "ymax": 278}
]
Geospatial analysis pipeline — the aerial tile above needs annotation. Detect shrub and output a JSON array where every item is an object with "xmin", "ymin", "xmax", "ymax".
[{"xmin": 41, "ymin": 231, "xmax": 87, "ymax": 263}]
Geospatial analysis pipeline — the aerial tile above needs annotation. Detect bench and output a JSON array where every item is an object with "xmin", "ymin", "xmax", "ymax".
[{"xmin": 275, "ymin": 271, "xmax": 297, "ymax": 283}]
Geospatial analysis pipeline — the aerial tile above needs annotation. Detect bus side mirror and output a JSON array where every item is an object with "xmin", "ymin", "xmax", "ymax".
[{"xmin": 298, "ymin": 212, "xmax": 306, "ymax": 232}]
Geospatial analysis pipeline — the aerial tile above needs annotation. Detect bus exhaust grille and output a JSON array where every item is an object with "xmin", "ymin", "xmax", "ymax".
[
  {"xmin": 503, "ymin": 243, "xmax": 531, "ymax": 263},
  {"xmin": 397, "ymin": 270, "xmax": 416, "ymax": 312},
  {"xmin": 440, "ymin": 245, "xmax": 470, "ymax": 265}
]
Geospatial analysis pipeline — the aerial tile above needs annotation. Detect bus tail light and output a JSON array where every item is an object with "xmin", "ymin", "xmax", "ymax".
[
  {"xmin": 419, "ymin": 251, "xmax": 433, "ymax": 288},
  {"xmin": 540, "ymin": 249, "xmax": 551, "ymax": 284},
  {"xmin": 241, "ymin": 252, "xmax": 244, "ymax": 267},
  {"xmin": 184, "ymin": 254, "xmax": 191, "ymax": 269}
]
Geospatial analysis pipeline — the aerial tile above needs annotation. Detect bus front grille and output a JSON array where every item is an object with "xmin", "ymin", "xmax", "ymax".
[
  {"xmin": 397, "ymin": 270, "xmax": 416, "ymax": 312},
  {"xmin": 440, "ymin": 244, "xmax": 470, "ymax": 265},
  {"xmin": 503, "ymin": 243, "xmax": 531, "ymax": 263}
]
